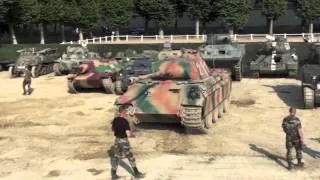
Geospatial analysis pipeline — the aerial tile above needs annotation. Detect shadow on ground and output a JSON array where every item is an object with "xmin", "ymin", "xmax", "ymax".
[
  {"xmin": 302, "ymin": 144, "xmax": 320, "ymax": 159},
  {"xmin": 249, "ymin": 144, "xmax": 288, "ymax": 169},
  {"xmin": 263, "ymin": 84, "xmax": 304, "ymax": 109},
  {"xmin": 135, "ymin": 123, "xmax": 188, "ymax": 134}
]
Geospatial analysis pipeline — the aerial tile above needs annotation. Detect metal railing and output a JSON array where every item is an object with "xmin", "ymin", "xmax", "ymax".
[{"xmin": 61, "ymin": 33, "xmax": 320, "ymax": 45}]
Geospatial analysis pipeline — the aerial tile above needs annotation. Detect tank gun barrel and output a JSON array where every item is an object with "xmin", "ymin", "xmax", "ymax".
[{"xmin": 129, "ymin": 72, "xmax": 162, "ymax": 83}]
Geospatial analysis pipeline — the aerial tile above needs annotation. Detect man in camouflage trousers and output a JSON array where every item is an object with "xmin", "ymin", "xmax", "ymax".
[
  {"xmin": 111, "ymin": 105, "xmax": 145, "ymax": 179},
  {"xmin": 282, "ymin": 107, "xmax": 304, "ymax": 170},
  {"xmin": 23, "ymin": 65, "xmax": 32, "ymax": 95}
]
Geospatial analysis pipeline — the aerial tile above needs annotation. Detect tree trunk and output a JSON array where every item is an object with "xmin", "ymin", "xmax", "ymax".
[
  {"xmin": 159, "ymin": 28, "xmax": 164, "ymax": 39},
  {"xmin": 268, "ymin": 19, "xmax": 274, "ymax": 35},
  {"xmin": 144, "ymin": 18, "xmax": 149, "ymax": 32},
  {"xmin": 309, "ymin": 23, "xmax": 313, "ymax": 34},
  {"xmin": 39, "ymin": 23, "xmax": 45, "ymax": 44},
  {"xmin": 9, "ymin": 24, "xmax": 18, "ymax": 44},
  {"xmin": 195, "ymin": 19, "xmax": 200, "ymax": 37},
  {"xmin": 79, "ymin": 28, "xmax": 84, "ymax": 41},
  {"xmin": 61, "ymin": 24, "xmax": 65, "ymax": 43}
]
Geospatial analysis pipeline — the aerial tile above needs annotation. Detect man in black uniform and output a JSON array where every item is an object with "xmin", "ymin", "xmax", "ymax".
[
  {"xmin": 111, "ymin": 105, "xmax": 145, "ymax": 179},
  {"xmin": 23, "ymin": 65, "xmax": 32, "ymax": 95},
  {"xmin": 282, "ymin": 107, "xmax": 304, "ymax": 170}
]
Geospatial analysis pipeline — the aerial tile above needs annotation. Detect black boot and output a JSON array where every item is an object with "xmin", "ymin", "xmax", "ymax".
[
  {"xmin": 111, "ymin": 170, "xmax": 120, "ymax": 179},
  {"xmin": 297, "ymin": 159, "xmax": 304, "ymax": 169},
  {"xmin": 133, "ymin": 167, "xmax": 145, "ymax": 178}
]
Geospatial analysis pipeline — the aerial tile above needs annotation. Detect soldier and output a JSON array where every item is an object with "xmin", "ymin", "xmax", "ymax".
[
  {"xmin": 282, "ymin": 107, "xmax": 304, "ymax": 170},
  {"xmin": 111, "ymin": 105, "xmax": 145, "ymax": 179},
  {"xmin": 23, "ymin": 65, "xmax": 32, "ymax": 95}
]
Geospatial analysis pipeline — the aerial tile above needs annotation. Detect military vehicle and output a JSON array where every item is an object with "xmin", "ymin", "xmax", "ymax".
[
  {"xmin": 199, "ymin": 34, "xmax": 245, "ymax": 81},
  {"xmin": 9, "ymin": 48, "xmax": 59, "ymax": 78},
  {"xmin": 53, "ymin": 46, "xmax": 100, "ymax": 75},
  {"xmin": 249, "ymin": 35, "xmax": 298, "ymax": 78},
  {"xmin": 300, "ymin": 42, "xmax": 320, "ymax": 108},
  {"xmin": 114, "ymin": 51, "xmax": 232, "ymax": 134},
  {"xmin": 116, "ymin": 57, "xmax": 155, "ymax": 94},
  {"xmin": 67, "ymin": 58, "xmax": 129, "ymax": 94},
  {"xmin": 0, "ymin": 58, "xmax": 14, "ymax": 71}
]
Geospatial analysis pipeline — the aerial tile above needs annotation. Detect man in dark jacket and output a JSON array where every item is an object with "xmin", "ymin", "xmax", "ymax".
[
  {"xmin": 111, "ymin": 105, "xmax": 145, "ymax": 179},
  {"xmin": 282, "ymin": 107, "xmax": 304, "ymax": 170}
]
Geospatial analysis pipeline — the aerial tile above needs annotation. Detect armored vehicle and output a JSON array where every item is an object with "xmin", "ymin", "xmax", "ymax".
[
  {"xmin": 116, "ymin": 57, "xmax": 155, "ymax": 94},
  {"xmin": 250, "ymin": 36, "xmax": 298, "ymax": 78},
  {"xmin": 300, "ymin": 43, "xmax": 320, "ymax": 108},
  {"xmin": 0, "ymin": 58, "xmax": 14, "ymax": 71},
  {"xmin": 9, "ymin": 48, "xmax": 59, "ymax": 78},
  {"xmin": 67, "ymin": 58, "xmax": 128, "ymax": 94},
  {"xmin": 53, "ymin": 46, "xmax": 100, "ymax": 75},
  {"xmin": 199, "ymin": 34, "xmax": 245, "ymax": 81},
  {"xmin": 114, "ymin": 52, "xmax": 232, "ymax": 134}
]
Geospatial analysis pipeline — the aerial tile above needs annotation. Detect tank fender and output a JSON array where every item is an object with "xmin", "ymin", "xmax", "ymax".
[{"xmin": 181, "ymin": 84, "xmax": 206, "ymax": 106}]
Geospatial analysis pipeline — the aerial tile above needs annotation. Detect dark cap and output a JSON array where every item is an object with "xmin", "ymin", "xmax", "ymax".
[{"xmin": 289, "ymin": 107, "xmax": 296, "ymax": 113}]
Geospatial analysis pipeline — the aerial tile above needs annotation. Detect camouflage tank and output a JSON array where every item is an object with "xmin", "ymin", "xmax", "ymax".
[
  {"xmin": 67, "ymin": 58, "xmax": 128, "ymax": 94},
  {"xmin": 0, "ymin": 58, "xmax": 14, "ymax": 71},
  {"xmin": 199, "ymin": 34, "xmax": 245, "ymax": 81},
  {"xmin": 9, "ymin": 48, "xmax": 60, "ymax": 78},
  {"xmin": 249, "ymin": 36, "xmax": 298, "ymax": 78},
  {"xmin": 116, "ymin": 57, "xmax": 156, "ymax": 94},
  {"xmin": 114, "ymin": 51, "xmax": 232, "ymax": 134},
  {"xmin": 300, "ymin": 42, "xmax": 320, "ymax": 108},
  {"xmin": 53, "ymin": 46, "xmax": 100, "ymax": 75}
]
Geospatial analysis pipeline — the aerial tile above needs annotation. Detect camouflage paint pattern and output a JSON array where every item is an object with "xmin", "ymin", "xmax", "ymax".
[{"xmin": 115, "ymin": 52, "xmax": 232, "ymax": 130}]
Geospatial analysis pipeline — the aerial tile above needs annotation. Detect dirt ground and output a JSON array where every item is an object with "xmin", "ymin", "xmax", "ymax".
[{"xmin": 0, "ymin": 72, "xmax": 319, "ymax": 180}]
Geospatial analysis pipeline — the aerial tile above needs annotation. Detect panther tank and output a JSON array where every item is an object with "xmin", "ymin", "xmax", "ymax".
[
  {"xmin": 114, "ymin": 51, "xmax": 232, "ymax": 134},
  {"xmin": 53, "ymin": 46, "xmax": 100, "ymax": 75},
  {"xmin": 9, "ymin": 48, "xmax": 60, "ymax": 78},
  {"xmin": 300, "ymin": 42, "xmax": 320, "ymax": 108},
  {"xmin": 199, "ymin": 34, "xmax": 245, "ymax": 81},
  {"xmin": 67, "ymin": 58, "xmax": 128, "ymax": 94},
  {"xmin": 116, "ymin": 57, "xmax": 155, "ymax": 94},
  {"xmin": 249, "ymin": 36, "xmax": 298, "ymax": 78}
]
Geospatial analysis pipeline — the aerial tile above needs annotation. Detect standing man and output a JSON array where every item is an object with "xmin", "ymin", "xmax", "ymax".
[
  {"xmin": 111, "ymin": 105, "xmax": 145, "ymax": 179},
  {"xmin": 23, "ymin": 65, "xmax": 32, "ymax": 95},
  {"xmin": 282, "ymin": 107, "xmax": 304, "ymax": 170}
]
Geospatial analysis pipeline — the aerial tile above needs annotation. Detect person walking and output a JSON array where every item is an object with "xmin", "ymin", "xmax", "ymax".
[
  {"xmin": 23, "ymin": 65, "xmax": 32, "ymax": 95},
  {"xmin": 111, "ymin": 105, "xmax": 145, "ymax": 179},
  {"xmin": 282, "ymin": 107, "xmax": 304, "ymax": 170}
]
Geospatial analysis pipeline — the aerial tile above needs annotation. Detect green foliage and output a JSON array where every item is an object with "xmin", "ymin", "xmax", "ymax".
[
  {"xmin": 214, "ymin": 0, "xmax": 254, "ymax": 30},
  {"xmin": 100, "ymin": 0, "xmax": 133, "ymax": 28},
  {"xmin": 76, "ymin": 0, "xmax": 100, "ymax": 29},
  {"xmin": 135, "ymin": 0, "xmax": 175, "ymax": 28},
  {"xmin": 170, "ymin": 0, "xmax": 188, "ymax": 17},
  {"xmin": 296, "ymin": 0, "xmax": 320, "ymax": 23},
  {"xmin": 0, "ymin": 0, "xmax": 24, "ymax": 25},
  {"xmin": 185, "ymin": 0, "xmax": 213, "ymax": 23},
  {"xmin": 262, "ymin": 0, "xmax": 286, "ymax": 20},
  {"xmin": 62, "ymin": 0, "xmax": 80, "ymax": 26}
]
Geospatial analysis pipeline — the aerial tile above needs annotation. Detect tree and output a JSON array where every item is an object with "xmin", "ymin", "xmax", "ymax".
[
  {"xmin": 214, "ymin": 0, "xmax": 254, "ymax": 34},
  {"xmin": 296, "ymin": 0, "xmax": 320, "ymax": 34},
  {"xmin": 262, "ymin": 0, "xmax": 286, "ymax": 34},
  {"xmin": 0, "ymin": 0, "xmax": 25, "ymax": 44},
  {"xmin": 76, "ymin": 0, "xmax": 100, "ymax": 41},
  {"xmin": 100, "ymin": 0, "xmax": 133, "ymax": 38},
  {"xmin": 186, "ymin": 0, "xmax": 214, "ymax": 36},
  {"xmin": 170, "ymin": 0, "xmax": 188, "ymax": 30},
  {"xmin": 135, "ymin": 0, "xmax": 175, "ymax": 37}
]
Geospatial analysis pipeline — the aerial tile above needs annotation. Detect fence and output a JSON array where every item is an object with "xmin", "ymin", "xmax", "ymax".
[{"xmin": 61, "ymin": 33, "xmax": 320, "ymax": 45}]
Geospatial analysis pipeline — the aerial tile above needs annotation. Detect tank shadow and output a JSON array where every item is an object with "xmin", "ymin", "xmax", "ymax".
[
  {"xmin": 107, "ymin": 146, "xmax": 135, "ymax": 176},
  {"xmin": 263, "ymin": 84, "xmax": 304, "ymax": 109},
  {"xmin": 249, "ymin": 144, "xmax": 288, "ymax": 169},
  {"xmin": 135, "ymin": 123, "xmax": 187, "ymax": 134},
  {"xmin": 302, "ymin": 144, "xmax": 320, "ymax": 159}
]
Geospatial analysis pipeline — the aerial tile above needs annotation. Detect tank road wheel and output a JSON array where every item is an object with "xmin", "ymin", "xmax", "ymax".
[
  {"xmin": 8, "ymin": 66, "xmax": 15, "ymax": 78},
  {"xmin": 102, "ymin": 78, "xmax": 115, "ymax": 94},
  {"xmin": 288, "ymin": 71, "xmax": 297, "ymax": 79},
  {"xmin": 115, "ymin": 80, "xmax": 124, "ymax": 95},
  {"xmin": 303, "ymin": 87, "xmax": 315, "ymax": 109},
  {"xmin": 53, "ymin": 63, "xmax": 62, "ymax": 76},
  {"xmin": 31, "ymin": 66, "xmax": 39, "ymax": 78},
  {"xmin": 234, "ymin": 64, "xmax": 242, "ymax": 81},
  {"xmin": 68, "ymin": 80, "xmax": 78, "ymax": 94}
]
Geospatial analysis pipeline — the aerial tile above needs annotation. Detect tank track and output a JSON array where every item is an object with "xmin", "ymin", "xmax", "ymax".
[
  {"xmin": 53, "ymin": 63, "xmax": 62, "ymax": 76},
  {"xmin": 102, "ymin": 78, "xmax": 115, "ymax": 94},
  {"xmin": 181, "ymin": 107, "xmax": 207, "ymax": 134},
  {"xmin": 32, "ymin": 64, "xmax": 54, "ymax": 77},
  {"xmin": 68, "ymin": 80, "xmax": 78, "ymax": 94},
  {"xmin": 303, "ymin": 86, "xmax": 315, "ymax": 109},
  {"xmin": 288, "ymin": 71, "xmax": 297, "ymax": 78},
  {"xmin": 115, "ymin": 80, "xmax": 124, "ymax": 95},
  {"xmin": 234, "ymin": 64, "xmax": 242, "ymax": 81}
]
